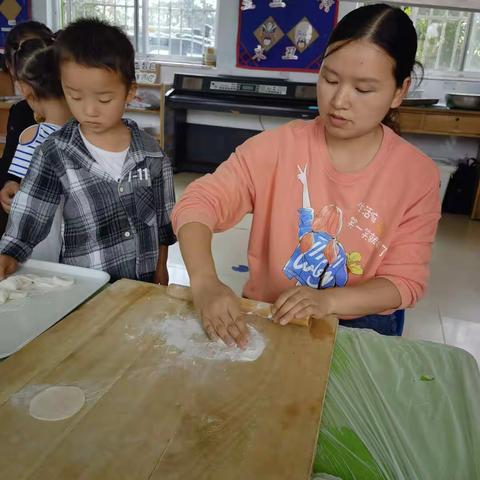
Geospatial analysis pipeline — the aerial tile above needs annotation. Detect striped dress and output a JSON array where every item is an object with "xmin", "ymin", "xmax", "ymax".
[
  {"xmin": 7, "ymin": 122, "xmax": 63, "ymax": 263},
  {"xmin": 8, "ymin": 123, "xmax": 60, "ymax": 179}
]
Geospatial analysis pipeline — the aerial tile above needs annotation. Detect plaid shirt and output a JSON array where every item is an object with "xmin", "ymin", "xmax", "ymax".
[{"xmin": 0, "ymin": 118, "xmax": 176, "ymax": 282}]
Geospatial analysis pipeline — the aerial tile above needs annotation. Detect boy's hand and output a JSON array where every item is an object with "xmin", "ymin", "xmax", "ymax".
[
  {"xmin": 191, "ymin": 278, "xmax": 250, "ymax": 350},
  {"xmin": 0, "ymin": 181, "xmax": 20, "ymax": 213},
  {"xmin": 154, "ymin": 245, "xmax": 169, "ymax": 285},
  {"xmin": 272, "ymin": 286, "xmax": 334, "ymax": 326},
  {"xmin": 154, "ymin": 265, "xmax": 169, "ymax": 286},
  {"xmin": 0, "ymin": 255, "xmax": 18, "ymax": 280}
]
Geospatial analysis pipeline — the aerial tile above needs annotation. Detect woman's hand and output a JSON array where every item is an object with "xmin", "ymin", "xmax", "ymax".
[
  {"xmin": 191, "ymin": 277, "xmax": 250, "ymax": 349},
  {"xmin": 0, "ymin": 181, "xmax": 20, "ymax": 213},
  {"xmin": 272, "ymin": 286, "xmax": 333, "ymax": 325}
]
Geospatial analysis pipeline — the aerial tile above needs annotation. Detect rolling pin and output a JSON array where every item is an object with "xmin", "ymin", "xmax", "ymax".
[{"xmin": 166, "ymin": 283, "xmax": 311, "ymax": 328}]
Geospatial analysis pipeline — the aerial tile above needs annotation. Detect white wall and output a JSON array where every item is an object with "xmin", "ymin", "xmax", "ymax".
[{"xmin": 32, "ymin": 1, "xmax": 60, "ymax": 30}]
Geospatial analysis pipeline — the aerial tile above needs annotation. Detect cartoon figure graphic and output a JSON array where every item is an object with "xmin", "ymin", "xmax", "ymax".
[
  {"xmin": 294, "ymin": 20, "xmax": 313, "ymax": 52},
  {"xmin": 283, "ymin": 165, "xmax": 349, "ymax": 289}
]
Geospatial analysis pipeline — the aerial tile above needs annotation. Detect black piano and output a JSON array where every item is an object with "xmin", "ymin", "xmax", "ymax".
[{"xmin": 165, "ymin": 74, "xmax": 318, "ymax": 173}]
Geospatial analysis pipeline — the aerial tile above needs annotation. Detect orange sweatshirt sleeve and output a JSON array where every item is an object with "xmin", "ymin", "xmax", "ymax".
[
  {"xmin": 172, "ymin": 144, "xmax": 257, "ymax": 234},
  {"xmin": 376, "ymin": 169, "xmax": 441, "ymax": 309}
]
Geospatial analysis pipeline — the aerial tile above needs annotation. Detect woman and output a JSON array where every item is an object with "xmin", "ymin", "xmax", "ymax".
[{"xmin": 172, "ymin": 4, "xmax": 441, "ymax": 347}]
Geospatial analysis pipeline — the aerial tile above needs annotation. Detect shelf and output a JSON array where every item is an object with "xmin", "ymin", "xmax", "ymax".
[
  {"xmin": 398, "ymin": 106, "xmax": 480, "ymax": 138},
  {"xmin": 136, "ymin": 82, "xmax": 162, "ymax": 88},
  {"xmin": 0, "ymin": 101, "xmax": 15, "ymax": 110},
  {"xmin": 125, "ymin": 107, "xmax": 160, "ymax": 114}
]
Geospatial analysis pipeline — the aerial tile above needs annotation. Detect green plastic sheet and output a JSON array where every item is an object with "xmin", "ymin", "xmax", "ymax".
[{"xmin": 314, "ymin": 327, "xmax": 480, "ymax": 479}]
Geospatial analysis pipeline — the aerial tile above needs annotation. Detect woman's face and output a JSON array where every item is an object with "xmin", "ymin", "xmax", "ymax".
[{"xmin": 317, "ymin": 39, "xmax": 409, "ymax": 140}]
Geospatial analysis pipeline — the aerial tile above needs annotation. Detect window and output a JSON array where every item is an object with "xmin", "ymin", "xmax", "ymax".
[
  {"xmin": 356, "ymin": 2, "xmax": 480, "ymax": 76},
  {"xmin": 61, "ymin": 0, "xmax": 218, "ymax": 63},
  {"xmin": 406, "ymin": 6, "xmax": 480, "ymax": 75}
]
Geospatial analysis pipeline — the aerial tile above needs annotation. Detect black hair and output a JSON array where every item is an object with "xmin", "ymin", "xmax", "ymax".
[
  {"xmin": 4, "ymin": 21, "xmax": 53, "ymax": 72},
  {"xmin": 13, "ymin": 37, "xmax": 63, "ymax": 100},
  {"xmin": 56, "ymin": 18, "xmax": 135, "ymax": 88},
  {"xmin": 324, "ymin": 4, "xmax": 423, "ymax": 133}
]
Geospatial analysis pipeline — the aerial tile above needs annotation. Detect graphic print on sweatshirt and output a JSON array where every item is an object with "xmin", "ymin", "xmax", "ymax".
[{"xmin": 283, "ymin": 165, "xmax": 361, "ymax": 289}]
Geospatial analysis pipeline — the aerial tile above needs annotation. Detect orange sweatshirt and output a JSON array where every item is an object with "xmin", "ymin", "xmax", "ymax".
[{"xmin": 172, "ymin": 118, "xmax": 441, "ymax": 310}]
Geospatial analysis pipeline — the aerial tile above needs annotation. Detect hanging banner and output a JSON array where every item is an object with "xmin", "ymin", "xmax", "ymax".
[{"xmin": 237, "ymin": 0, "xmax": 338, "ymax": 73}]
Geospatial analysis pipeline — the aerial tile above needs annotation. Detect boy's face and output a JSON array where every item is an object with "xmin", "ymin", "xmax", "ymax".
[{"xmin": 61, "ymin": 60, "xmax": 136, "ymax": 136}]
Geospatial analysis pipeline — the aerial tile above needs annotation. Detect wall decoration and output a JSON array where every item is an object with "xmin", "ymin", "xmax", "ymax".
[
  {"xmin": 241, "ymin": 0, "xmax": 256, "ymax": 11},
  {"xmin": 253, "ymin": 16, "xmax": 284, "ymax": 51},
  {"xmin": 319, "ymin": 0, "xmax": 336, "ymax": 13},
  {"xmin": 134, "ymin": 59, "xmax": 161, "ymax": 84},
  {"xmin": 0, "ymin": 0, "xmax": 31, "ymax": 51},
  {"xmin": 237, "ymin": 0, "xmax": 338, "ymax": 72}
]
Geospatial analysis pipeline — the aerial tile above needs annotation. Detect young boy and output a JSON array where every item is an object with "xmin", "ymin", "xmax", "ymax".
[{"xmin": 0, "ymin": 19, "xmax": 175, "ymax": 283}]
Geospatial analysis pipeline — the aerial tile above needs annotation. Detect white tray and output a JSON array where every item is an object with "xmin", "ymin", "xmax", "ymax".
[{"xmin": 0, "ymin": 260, "xmax": 110, "ymax": 358}]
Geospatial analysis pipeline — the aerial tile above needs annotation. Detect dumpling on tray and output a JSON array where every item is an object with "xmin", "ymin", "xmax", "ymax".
[{"xmin": 0, "ymin": 274, "xmax": 74, "ymax": 305}]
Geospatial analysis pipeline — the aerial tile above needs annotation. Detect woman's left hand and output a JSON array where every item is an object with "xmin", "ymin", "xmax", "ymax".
[{"xmin": 272, "ymin": 286, "xmax": 334, "ymax": 325}]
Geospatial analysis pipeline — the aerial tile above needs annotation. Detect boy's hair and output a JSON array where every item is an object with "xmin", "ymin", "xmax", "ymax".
[
  {"xmin": 14, "ymin": 37, "xmax": 63, "ymax": 100},
  {"xmin": 56, "ymin": 18, "xmax": 135, "ymax": 88},
  {"xmin": 4, "ymin": 21, "xmax": 53, "ymax": 72}
]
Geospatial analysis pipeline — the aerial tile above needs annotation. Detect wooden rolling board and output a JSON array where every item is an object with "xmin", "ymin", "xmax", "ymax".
[{"xmin": 0, "ymin": 279, "xmax": 338, "ymax": 480}]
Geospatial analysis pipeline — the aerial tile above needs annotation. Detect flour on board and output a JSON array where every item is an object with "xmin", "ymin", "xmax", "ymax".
[{"xmin": 158, "ymin": 315, "xmax": 266, "ymax": 362}]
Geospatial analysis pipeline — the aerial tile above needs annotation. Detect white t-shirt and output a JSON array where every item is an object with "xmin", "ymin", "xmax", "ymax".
[{"xmin": 79, "ymin": 127, "xmax": 129, "ymax": 181}]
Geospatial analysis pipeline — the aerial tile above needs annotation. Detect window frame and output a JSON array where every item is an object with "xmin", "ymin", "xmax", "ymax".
[
  {"xmin": 60, "ymin": 0, "xmax": 219, "ymax": 66},
  {"xmin": 355, "ymin": 1, "xmax": 480, "ymax": 80}
]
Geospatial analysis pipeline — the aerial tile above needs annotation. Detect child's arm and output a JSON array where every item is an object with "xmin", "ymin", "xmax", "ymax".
[
  {"xmin": 0, "ymin": 147, "xmax": 62, "ymax": 263},
  {"xmin": 152, "ymin": 152, "xmax": 176, "ymax": 284},
  {"xmin": 0, "ymin": 255, "xmax": 18, "ymax": 280},
  {"xmin": 0, "ymin": 126, "xmax": 39, "ymax": 213},
  {"xmin": 0, "ymin": 181, "xmax": 19, "ymax": 213},
  {"xmin": 154, "ymin": 244, "xmax": 169, "ymax": 285}
]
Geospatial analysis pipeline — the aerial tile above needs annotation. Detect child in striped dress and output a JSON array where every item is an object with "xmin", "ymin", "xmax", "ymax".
[
  {"xmin": 0, "ymin": 36, "xmax": 71, "ymax": 261},
  {"xmin": 8, "ymin": 122, "xmax": 59, "ymax": 179}
]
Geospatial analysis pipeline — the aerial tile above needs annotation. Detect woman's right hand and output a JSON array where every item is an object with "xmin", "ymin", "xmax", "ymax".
[
  {"xmin": 0, "ymin": 181, "xmax": 20, "ymax": 213},
  {"xmin": 191, "ymin": 278, "xmax": 250, "ymax": 349}
]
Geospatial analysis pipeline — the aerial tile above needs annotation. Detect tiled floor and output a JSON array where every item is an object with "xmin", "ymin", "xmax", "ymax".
[
  {"xmin": 404, "ymin": 214, "xmax": 480, "ymax": 363},
  {"xmin": 169, "ymin": 173, "xmax": 480, "ymax": 364}
]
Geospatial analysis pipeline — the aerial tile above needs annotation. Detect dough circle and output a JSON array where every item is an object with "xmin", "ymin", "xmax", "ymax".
[{"xmin": 29, "ymin": 386, "xmax": 85, "ymax": 421}]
